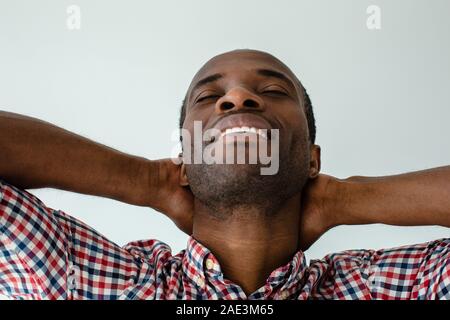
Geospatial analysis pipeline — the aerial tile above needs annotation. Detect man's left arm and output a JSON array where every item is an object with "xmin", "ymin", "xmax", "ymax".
[
  {"xmin": 332, "ymin": 165, "xmax": 450, "ymax": 228},
  {"xmin": 300, "ymin": 166, "xmax": 450, "ymax": 299},
  {"xmin": 299, "ymin": 165, "xmax": 450, "ymax": 250}
]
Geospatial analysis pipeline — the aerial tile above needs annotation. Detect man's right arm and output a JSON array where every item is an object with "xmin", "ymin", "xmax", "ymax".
[
  {"xmin": 0, "ymin": 110, "xmax": 195, "ymax": 234},
  {"xmin": 0, "ymin": 111, "xmax": 196, "ymax": 299},
  {"xmin": 0, "ymin": 110, "xmax": 156, "ymax": 207}
]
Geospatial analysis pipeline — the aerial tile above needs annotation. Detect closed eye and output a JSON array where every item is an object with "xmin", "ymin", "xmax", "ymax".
[
  {"xmin": 196, "ymin": 95, "xmax": 220, "ymax": 103},
  {"xmin": 262, "ymin": 90, "xmax": 288, "ymax": 96}
]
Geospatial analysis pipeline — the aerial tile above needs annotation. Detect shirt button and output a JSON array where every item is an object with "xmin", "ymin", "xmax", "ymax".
[
  {"xmin": 205, "ymin": 258, "xmax": 214, "ymax": 270},
  {"xmin": 68, "ymin": 276, "xmax": 77, "ymax": 290},
  {"xmin": 196, "ymin": 277, "xmax": 205, "ymax": 288},
  {"xmin": 67, "ymin": 265, "xmax": 80, "ymax": 290}
]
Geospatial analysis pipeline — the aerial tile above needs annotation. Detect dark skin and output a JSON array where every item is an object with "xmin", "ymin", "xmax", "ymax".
[
  {"xmin": 154, "ymin": 49, "xmax": 450, "ymax": 294},
  {"xmin": 179, "ymin": 49, "xmax": 320, "ymax": 293},
  {"xmin": 1, "ymin": 49, "xmax": 449, "ymax": 296}
]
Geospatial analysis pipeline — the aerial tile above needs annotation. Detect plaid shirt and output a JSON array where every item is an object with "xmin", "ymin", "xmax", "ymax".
[{"xmin": 1, "ymin": 179, "xmax": 449, "ymax": 300}]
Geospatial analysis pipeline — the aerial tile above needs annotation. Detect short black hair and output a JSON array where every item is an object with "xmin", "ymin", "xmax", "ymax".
[{"xmin": 179, "ymin": 85, "xmax": 316, "ymax": 144}]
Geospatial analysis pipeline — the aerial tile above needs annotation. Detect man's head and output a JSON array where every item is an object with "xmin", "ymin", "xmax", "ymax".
[{"xmin": 178, "ymin": 49, "xmax": 321, "ymax": 217}]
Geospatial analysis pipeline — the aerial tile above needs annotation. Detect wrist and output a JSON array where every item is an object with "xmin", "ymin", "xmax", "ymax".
[
  {"xmin": 324, "ymin": 175, "xmax": 361, "ymax": 228},
  {"xmin": 117, "ymin": 155, "xmax": 156, "ymax": 207},
  {"xmin": 322, "ymin": 175, "xmax": 344, "ymax": 229},
  {"xmin": 332, "ymin": 176, "xmax": 374, "ymax": 226}
]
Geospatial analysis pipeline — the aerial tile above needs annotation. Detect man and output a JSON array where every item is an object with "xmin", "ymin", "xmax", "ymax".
[{"xmin": 0, "ymin": 49, "xmax": 449, "ymax": 300}]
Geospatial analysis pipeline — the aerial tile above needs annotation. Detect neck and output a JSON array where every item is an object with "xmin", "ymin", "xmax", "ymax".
[{"xmin": 192, "ymin": 194, "xmax": 301, "ymax": 295}]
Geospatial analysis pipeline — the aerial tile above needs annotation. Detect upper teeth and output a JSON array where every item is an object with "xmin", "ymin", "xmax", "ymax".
[{"xmin": 219, "ymin": 126, "xmax": 268, "ymax": 139}]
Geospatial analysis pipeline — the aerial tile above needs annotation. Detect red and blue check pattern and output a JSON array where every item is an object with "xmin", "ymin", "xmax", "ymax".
[{"xmin": 0, "ymin": 179, "xmax": 449, "ymax": 299}]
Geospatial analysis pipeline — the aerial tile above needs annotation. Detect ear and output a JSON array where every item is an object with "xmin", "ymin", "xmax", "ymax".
[
  {"xmin": 308, "ymin": 144, "xmax": 321, "ymax": 178},
  {"xmin": 179, "ymin": 157, "xmax": 189, "ymax": 186}
]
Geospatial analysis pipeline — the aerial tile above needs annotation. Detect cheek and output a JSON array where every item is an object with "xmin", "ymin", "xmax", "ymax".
[
  {"xmin": 185, "ymin": 106, "xmax": 214, "ymax": 125},
  {"xmin": 280, "ymin": 128, "xmax": 308, "ymax": 159},
  {"xmin": 183, "ymin": 110, "xmax": 215, "ymax": 136},
  {"xmin": 281, "ymin": 108, "xmax": 309, "ymax": 145}
]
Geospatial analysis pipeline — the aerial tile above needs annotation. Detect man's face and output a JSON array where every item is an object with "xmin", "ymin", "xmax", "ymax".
[{"xmin": 181, "ymin": 49, "xmax": 315, "ymax": 215}]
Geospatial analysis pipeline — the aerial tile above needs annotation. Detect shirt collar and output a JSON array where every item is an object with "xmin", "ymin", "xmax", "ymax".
[{"xmin": 183, "ymin": 235, "xmax": 308, "ymax": 294}]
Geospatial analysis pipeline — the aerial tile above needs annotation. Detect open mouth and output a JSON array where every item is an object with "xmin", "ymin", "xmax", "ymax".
[
  {"xmin": 219, "ymin": 126, "xmax": 269, "ymax": 140},
  {"xmin": 206, "ymin": 113, "xmax": 274, "ymax": 144},
  {"xmin": 208, "ymin": 126, "xmax": 271, "ymax": 144}
]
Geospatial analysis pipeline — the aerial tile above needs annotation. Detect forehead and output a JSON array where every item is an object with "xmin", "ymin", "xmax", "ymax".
[{"xmin": 188, "ymin": 50, "xmax": 300, "ymax": 92}]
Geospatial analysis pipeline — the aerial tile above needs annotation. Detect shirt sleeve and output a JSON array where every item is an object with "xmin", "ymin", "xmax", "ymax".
[
  {"xmin": 369, "ymin": 238, "xmax": 450, "ymax": 299},
  {"xmin": 0, "ymin": 179, "xmax": 152, "ymax": 300},
  {"xmin": 316, "ymin": 238, "xmax": 450, "ymax": 300}
]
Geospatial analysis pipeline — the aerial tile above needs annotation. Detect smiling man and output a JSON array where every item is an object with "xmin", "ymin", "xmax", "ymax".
[
  {"xmin": 0, "ymin": 49, "xmax": 449, "ymax": 299},
  {"xmin": 180, "ymin": 50, "xmax": 319, "ymax": 295}
]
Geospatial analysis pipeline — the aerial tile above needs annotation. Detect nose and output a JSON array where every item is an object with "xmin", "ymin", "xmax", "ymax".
[{"xmin": 215, "ymin": 87, "xmax": 265, "ymax": 114}]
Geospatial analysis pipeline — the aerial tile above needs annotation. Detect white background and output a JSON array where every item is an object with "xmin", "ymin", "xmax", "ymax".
[{"xmin": 0, "ymin": 0, "xmax": 449, "ymax": 261}]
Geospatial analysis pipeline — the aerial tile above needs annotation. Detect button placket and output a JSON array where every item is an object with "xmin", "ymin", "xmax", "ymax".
[
  {"xmin": 205, "ymin": 258, "xmax": 214, "ymax": 270},
  {"xmin": 67, "ymin": 264, "xmax": 80, "ymax": 290},
  {"xmin": 279, "ymin": 290, "xmax": 290, "ymax": 300},
  {"xmin": 195, "ymin": 276, "xmax": 205, "ymax": 288}
]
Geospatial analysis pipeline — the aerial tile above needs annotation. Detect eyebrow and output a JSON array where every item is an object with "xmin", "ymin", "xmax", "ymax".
[
  {"xmin": 256, "ymin": 68, "xmax": 295, "ymax": 88},
  {"xmin": 189, "ymin": 68, "xmax": 296, "ymax": 101},
  {"xmin": 191, "ymin": 73, "xmax": 224, "ymax": 95}
]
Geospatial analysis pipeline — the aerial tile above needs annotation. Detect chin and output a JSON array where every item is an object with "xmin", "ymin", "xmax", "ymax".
[{"xmin": 186, "ymin": 160, "xmax": 302, "ymax": 214}]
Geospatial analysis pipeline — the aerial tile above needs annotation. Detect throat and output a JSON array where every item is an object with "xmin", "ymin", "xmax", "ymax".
[
  {"xmin": 198, "ymin": 236, "xmax": 298, "ymax": 295},
  {"xmin": 192, "ymin": 196, "xmax": 301, "ymax": 295}
]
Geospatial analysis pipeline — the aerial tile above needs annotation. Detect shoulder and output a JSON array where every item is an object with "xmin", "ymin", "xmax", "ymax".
[
  {"xmin": 313, "ymin": 238, "xmax": 450, "ymax": 274},
  {"xmin": 0, "ymin": 179, "xmax": 54, "ymax": 215},
  {"xmin": 122, "ymin": 238, "xmax": 184, "ymax": 268},
  {"xmin": 311, "ymin": 238, "xmax": 450, "ymax": 299},
  {"xmin": 317, "ymin": 238, "xmax": 450, "ymax": 265}
]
